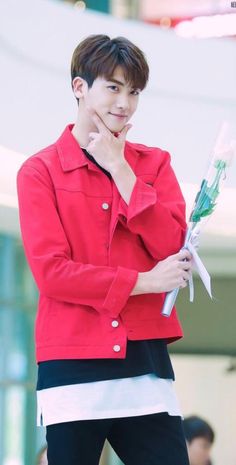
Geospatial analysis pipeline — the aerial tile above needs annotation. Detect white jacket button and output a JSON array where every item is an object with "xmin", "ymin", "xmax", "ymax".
[
  {"xmin": 102, "ymin": 202, "xmax": 109, "ymax": 210},
  {"xmin": 111, "ymin": 320, "xmax": 119, "ymax": 328},
  {"xmin": 113, "ymin": 345, "xmax": 121, "ymax": 352}
]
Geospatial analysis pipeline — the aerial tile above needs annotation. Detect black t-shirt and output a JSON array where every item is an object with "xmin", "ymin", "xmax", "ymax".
[{"xmin": 37, "ymin": 339, "xmax": 174, "ymax": 389}]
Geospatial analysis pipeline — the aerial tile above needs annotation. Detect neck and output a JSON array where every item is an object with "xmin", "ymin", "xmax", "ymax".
[{"xmin": 71, "ymin": 109, "xmax": 96, "ymax": 148}]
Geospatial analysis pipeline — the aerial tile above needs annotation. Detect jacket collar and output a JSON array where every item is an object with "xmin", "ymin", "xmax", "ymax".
[{"xmin": 56, "ymin": 124, "xmax": 139, "ymax": 173}]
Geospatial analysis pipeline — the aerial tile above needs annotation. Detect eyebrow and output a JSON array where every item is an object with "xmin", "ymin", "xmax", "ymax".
[
  {"xmin": 107, "ymin": 78, "xmax": 140, "ymax": 90},
  {"xmin": 107, "ymin": 78, "xmax": 125, "ymax": 86}
]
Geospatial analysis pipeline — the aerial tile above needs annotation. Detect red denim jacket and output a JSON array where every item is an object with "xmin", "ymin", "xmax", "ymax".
[{"xmin": 17, "ymin": 125, "xmax": 186, "ymax": 362}]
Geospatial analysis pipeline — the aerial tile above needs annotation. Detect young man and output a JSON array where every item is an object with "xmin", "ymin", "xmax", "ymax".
[
  {"xmin": 17, "ymin": 35, "xmax": 192, "ymax": 465},
  {"xmin": 183, "ymin": 416, "xmax": 215, "ymax": 465}
]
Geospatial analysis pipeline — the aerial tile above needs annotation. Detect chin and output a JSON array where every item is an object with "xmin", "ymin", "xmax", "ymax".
[
  {"xmin": 108, "ymin": 123, "xmax": 125, "ymax": 133},
  {"xmin": 101, "ymin": 117, "xmax": 125, "ymax": 133},
  {"xmin": 111, "ymin": 128, "xmax": 122, "ymax": 134}
]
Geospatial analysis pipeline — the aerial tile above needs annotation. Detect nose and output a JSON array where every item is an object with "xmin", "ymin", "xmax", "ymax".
[{"xmin": 116, "ymin": 93, "xmax": 129, "ymax": 111}]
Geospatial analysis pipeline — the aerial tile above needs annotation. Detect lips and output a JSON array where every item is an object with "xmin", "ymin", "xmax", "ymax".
[{"xmin": 109, "ymin": 113, "xmax": 127, "ymax": 118}]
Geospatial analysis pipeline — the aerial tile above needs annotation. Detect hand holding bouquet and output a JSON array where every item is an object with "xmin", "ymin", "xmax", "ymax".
[{"xmin": 162, "ymin": 121, "xmax": 236, "ymax": 317}]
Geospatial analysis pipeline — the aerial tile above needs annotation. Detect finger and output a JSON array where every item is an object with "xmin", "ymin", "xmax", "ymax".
[
  {"xmin": 90, "ymin": 112, "xmax": 110, "ymax": 136},
  {"xmin": 88, "ymin": 132, "xmax": 100, "ymax": 141},
  {"xmin": 180, "ymin": 248, "xmax": 192, "ymax": 261},
  {"xmin": 179, "ymin": 260, "xmax": 192, "ymax": 270},
  {"xmin": 183, "ymin": 270, "xmax": 191, "ymax": 281},
  {"xmin": 85, "ymin": 144, "xmax": 92, "ymax": 155},
  {"xmin": 118, "ymin": 124, "xmax": 132, "ymax": 141},
  {"xmin": 174, "ymin": 249, "xmax": 192, "ymax": 261},
  {"xmin": 180, "ymin": 278, "xmax": 188, "ymax": 289},
  {"xmin": 86, "ymin": 141, "xmax": 96, "ymax": 154}
]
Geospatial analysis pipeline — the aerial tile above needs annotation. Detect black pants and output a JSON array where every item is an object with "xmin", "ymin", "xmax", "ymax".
[{"xmin": 46, "ymin": 412, "xmax": 190, "ymax": 465}]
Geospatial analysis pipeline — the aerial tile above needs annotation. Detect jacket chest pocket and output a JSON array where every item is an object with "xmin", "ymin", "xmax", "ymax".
[{"xmin": 54, "ymin": 169, "xmax": 112, "ymax": 196}]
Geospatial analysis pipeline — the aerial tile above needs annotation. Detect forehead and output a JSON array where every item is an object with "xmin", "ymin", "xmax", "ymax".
[
  {"xmin": 191, "ymin": 437, "xmax": 212, "ymax": 449},
  {"xmin": 97, "ymin": 66, "xmax": 137, "ymax": 88},
  {"xmin": 107, "ymin": 66, "xmax": 126, "ymax": 82}
]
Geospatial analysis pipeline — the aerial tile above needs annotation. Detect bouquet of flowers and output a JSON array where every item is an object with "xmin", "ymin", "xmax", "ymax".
[{"xmin": 162, "ymin": 121, "xmax": 236, "ymax": 317}]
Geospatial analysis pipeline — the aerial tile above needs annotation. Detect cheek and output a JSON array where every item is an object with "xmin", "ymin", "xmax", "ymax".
[
  {"xmin": 86, "ymin": 90, "xmax": 106, "ymax": 109},
  {"xmin": 86, "ymin": 94, "xmax": 99, "ymax": 109},
  {"xmin": 93, "ymin": 100, "xmax": 113, "ymax": 117},
  {"xmin": 130, "ymin": 99, "xmax": 138, "ymax": 114}
]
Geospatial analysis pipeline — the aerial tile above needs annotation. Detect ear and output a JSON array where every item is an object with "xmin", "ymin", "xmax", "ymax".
[{"xmin": 72, "ymin": 77, "xmax": 88, "ymax": 99}]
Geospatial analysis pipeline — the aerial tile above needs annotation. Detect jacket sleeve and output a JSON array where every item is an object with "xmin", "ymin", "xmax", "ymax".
[
  {"xmin": 17, "ymin": 161, "xmax": 138, "ymax": 318},
  {"xmin": 118, "ymin": 150, "xmax": 186, "ymax": 261}
]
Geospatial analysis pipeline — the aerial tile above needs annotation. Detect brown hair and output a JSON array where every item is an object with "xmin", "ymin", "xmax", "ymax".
[{"xmin": 71, "ymin": 34, "xmax": 149, "ymax": 92}]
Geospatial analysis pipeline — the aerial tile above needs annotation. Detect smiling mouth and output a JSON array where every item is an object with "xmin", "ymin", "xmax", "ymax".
[{"xmin": 109, "ymin": 113, "xmax": 128, "ymax": 118}]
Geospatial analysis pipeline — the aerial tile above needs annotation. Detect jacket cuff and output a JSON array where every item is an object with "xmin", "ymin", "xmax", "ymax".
[
  {"xmin": 118, "ymin": 178, "xmax": 157, "ymax": 223},
  {"xmin": 102, "ymin": 267, "xmax": 138, "ymax": 318}
]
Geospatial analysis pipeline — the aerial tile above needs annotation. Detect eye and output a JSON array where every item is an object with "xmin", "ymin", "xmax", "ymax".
[
  {"xmin": 131, "ymin": 89, "xmax": 140, "ymax": 96},
  {"xmin": 107, "ymin": 85, "xmax": 119, "ymax": 92}
]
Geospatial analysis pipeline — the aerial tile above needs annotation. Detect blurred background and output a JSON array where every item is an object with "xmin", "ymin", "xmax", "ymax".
[{"xmin": 0, "ymin": 0, "xmax": 236, "ymax": 464}]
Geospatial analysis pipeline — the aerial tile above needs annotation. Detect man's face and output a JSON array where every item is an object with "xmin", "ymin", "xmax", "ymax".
[
  {"xmin": 83, "ymin": 66, "xmax": 140, "ymax": 133},
  {"xmin": 187, "ymin": 437, "xmax": 212, "ymax": 465}
]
